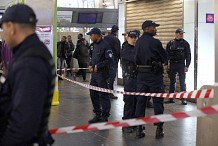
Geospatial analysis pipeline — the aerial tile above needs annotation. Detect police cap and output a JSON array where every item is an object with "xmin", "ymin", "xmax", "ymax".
[
  {"xmin": 87, "ymin": 27, "xmax": 102, "ymax": 35},
  {"xmin": 128, "ymin": 30, "xmax": 138, "ymax": 37},
  {"xmin": 142, "ymin": 20, "xmax": 160, "ymax": 29},
  {"xmin": 0, "ymin": 4, "xmax": 38, "ymax": 28},
  {"xmin": 133, "ymin": 29, "xmax": 140, "ymax": 37},
  {"xmin": 175, "ymin": 28, "xmax": 185, "ymax": 34},
  {"xmin": 111, "ymin": 25, "xmax": 119, "ymax": 32}
]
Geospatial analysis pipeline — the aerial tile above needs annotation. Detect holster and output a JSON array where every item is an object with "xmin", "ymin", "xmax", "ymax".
[{"xmin": 151, "ymin": 61, "xmax": 163, "ymax": 75}]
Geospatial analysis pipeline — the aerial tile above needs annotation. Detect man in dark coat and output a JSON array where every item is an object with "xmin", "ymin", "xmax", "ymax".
[
  {"xmin": 74, "ymin": 38, "xmax": 89, "ymax": 82},
  {"xmin": 66, "ymin": 35, "xmax": 74, "ymax": 76},
  {"xmin": 0, "ymin": 4, "xmax": 55, "ymax": 146}
]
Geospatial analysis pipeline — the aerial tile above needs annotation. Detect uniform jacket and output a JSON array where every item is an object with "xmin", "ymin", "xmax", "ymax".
[
  {"xmin": 121, "ymin": 43, "xmax": 136, "ymax": 67},
  {"xmin": 0, "ymin": 34, "xmax": 55, "ymax": 146},
  {"xmin": 89, "ymin": 39, "xmax": 113, "ymax": 71},
  {"xmin": 135, "ymin": 32, "xmax": 167, "ymax": 86}
]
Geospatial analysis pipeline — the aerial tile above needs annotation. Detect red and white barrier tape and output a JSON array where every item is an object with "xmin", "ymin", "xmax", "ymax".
[
  {"xmin": 57, "ymin": 67, "xmax": 88, "ymax": 71},
  {"xmin": 57, "ymin": 75, "xmax": 214, "ymax": 99},
  {"xmin": 49, "ymin": 104, "xmax": 218, "ymax": 134}
]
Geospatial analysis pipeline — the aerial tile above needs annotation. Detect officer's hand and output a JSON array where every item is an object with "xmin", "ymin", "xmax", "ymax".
[
  {"xmin": 163, "ymin": 64, "xmax": 168, "ymax": 70},
  {"xmin": 89, "ymin": 66, "xmax": 93, "ymax": 72},
  {"xmin": 184, "ymin": 67, "xmax": 189, "ymax": 72},
  {"xmin": 94, "ymin": 65, "xmax": 98, "ymax": 72}
]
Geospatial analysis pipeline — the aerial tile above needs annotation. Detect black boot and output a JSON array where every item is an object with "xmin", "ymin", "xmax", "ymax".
[
  {"xmin": 155, "ymin": 127, "xmax": 164, "ymax": 139},
  {"xmin": 99, "ymin": 113, "xmax": 110, "ymax": 122},
  {"xmin": 136, "ymin": 125, "xmax": 145, "ymax": 138},
  {"xmin": 88, "ymin": 114, "xmax": 102, "ymax": 124}
]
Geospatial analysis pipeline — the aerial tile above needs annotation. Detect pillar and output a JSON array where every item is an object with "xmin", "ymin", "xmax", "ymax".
[
  {"xmin": 24, "ymin": 0, "xmax": 59, "ymax": 105},
  {"xmin": 196, "ymin": 0, "xmax": 218, "ymax": 145}
]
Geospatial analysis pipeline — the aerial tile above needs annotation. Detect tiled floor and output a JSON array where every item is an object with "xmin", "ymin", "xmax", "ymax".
[{"xmin": 49, "ymin": 75, "xmax": 197, "ymax": 146}]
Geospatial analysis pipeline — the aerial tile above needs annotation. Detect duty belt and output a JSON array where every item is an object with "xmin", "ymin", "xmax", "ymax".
[{"xmin": 137, "ymin": 65, "xmax": 152, "ymax": 73}]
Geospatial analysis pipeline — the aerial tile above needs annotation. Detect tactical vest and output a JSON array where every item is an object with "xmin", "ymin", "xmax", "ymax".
[
  {"xmin": 168, "ymin": 40, "xmax": 185, "ymax": 62},
  {"xmin": 0, "ymin": 44, "xmax": 56, "ymax": 145}
]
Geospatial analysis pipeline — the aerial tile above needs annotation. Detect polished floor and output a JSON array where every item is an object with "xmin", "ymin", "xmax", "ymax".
[{"xmin": 49, "ymin": 75, "xmax": 197, "ymax": 146}]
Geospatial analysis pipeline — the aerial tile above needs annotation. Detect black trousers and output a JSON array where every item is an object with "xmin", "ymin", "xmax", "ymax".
[
  {"xmin": 135, "ymin": 83, "xmax": 165, "ymax": 127},
  {"xmin": 122, "ymin": 76, "xmax": 137, "ymax": 120},
  {"xmin": 66, "ymin": 56, "xmax": 72, "ymax": 75},
  {"xmin": 90, "ymin": 72, "xmax": 111, "ymax": 116},
  {"xmin": 169, "ymin": 62, "xmax": 186, "ymax": 92},
  {"xmin": 75, "ymin": 62, "xmax": 87, "ymax": 80}
]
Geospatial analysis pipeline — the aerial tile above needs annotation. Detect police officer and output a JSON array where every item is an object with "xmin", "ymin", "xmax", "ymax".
[
  {"xmin": 134, "ymin": 20, "xmax": 167, "ymax": 139},
  {"xmin": 0, "ymin": 4, "xmax": 55, "ymax": 145},
  {"xmin": 87, "ymin": 28, "xmax": 113, "ymax": 123},
  {"xmin": 121, "ymin": 30, "xmax": 138, "ymax": 133},
  {"xmin": 165, "ymin": 28, "xmax": 191, "ymax": 105},
  {"xmin": 104, "ymin": 25, "xmax": 121, "ymax": 99}
]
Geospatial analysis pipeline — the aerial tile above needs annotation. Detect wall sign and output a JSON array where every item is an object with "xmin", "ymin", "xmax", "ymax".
[
  {"xmin": 36, "ymin": 25, "xmax": 53, "ymax": 56},
  {"xmin": 206, "ymin": 13, "xmax": 214, "ymax": 23}
]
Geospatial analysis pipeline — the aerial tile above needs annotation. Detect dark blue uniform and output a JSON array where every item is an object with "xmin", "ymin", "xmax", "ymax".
[
  {"xmin": 89, "ymin": 39, "xmax": 113, "ymax": 119},
  {"xmin": 121, "ymin": 43, "xmax": 137, "ymax": 120},
  {"xmin": 166, "ymin": 39, "xmax": 191, "ymax": 93},
  {"xmin": 134, "ymin": 32, "xmax": 167, "ymax": 125},
  {"xmin": 104, "ymin": 33, "xmax": 121, "ymax": 91},
  {"xmin": 0, "ymin": 34, "xmax": 55, "ymax": 145}
]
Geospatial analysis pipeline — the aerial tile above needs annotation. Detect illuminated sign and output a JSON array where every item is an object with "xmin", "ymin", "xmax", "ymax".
[{"xmin": 206, "ymin": 13, "xmax": 214, "ymax": 23}]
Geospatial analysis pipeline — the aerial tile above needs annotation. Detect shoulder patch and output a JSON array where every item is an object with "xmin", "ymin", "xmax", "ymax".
[{"xmin": 109, "ymin": 53, "xmax": 113, "ymax": 58}]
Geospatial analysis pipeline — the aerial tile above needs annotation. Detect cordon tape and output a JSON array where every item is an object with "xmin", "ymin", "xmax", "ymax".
[
  {"xmin": 50, "ymin": 104, "xmax": 218, "ymax": 134},
  {"xmin": 57, "ymin": 67, "xmax": 88, "ymax": 71},
  {"xmin": 57, "ymin": 74, "xmax": 214, "ymax": 99},
  {"xmin": 52, "ymin": 74, "xmax": 217, "ymax": 135}
]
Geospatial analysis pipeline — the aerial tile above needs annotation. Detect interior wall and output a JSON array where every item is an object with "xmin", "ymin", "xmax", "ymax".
[
  {"xmin": 183, "ymin": 0, "xmax": 195, "ymax": 91},
  {"xmin": 197, "ymin": 0, "xmax": 215, "ymax": 88},
  {"xmin": 125, "ymin": 0, "xmax": 183, "ymax": 47}
]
